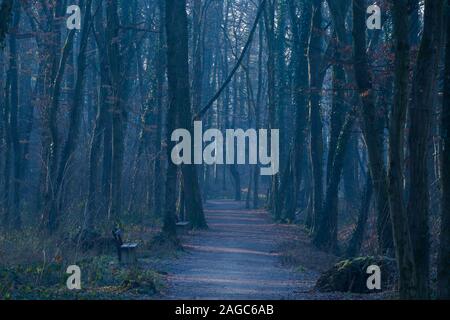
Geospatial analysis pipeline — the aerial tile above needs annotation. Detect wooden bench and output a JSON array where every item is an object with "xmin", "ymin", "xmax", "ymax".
[
  {"xmin": 112, "ymin": 228, "xmax": 138, "ymax": 264},
  {"xmin": 176, "ymin": 221, "xmax": 191, "ymax": 235}
]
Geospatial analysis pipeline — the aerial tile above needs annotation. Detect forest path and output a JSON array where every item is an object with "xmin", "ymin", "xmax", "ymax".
[{"xmin": 160, "ymin": 199, "xmax": 321, "ymax": 300}]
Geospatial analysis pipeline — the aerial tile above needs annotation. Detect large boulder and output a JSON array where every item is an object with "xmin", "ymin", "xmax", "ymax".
[{"xmin": 315, "ymin": 256, "xmax": 397, "ymax": 293}]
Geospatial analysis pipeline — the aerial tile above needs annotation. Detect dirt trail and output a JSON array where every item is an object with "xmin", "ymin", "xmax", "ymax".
[{"xmin": 160, "ymin": 200, "xmax": 321, "ymax": 300}]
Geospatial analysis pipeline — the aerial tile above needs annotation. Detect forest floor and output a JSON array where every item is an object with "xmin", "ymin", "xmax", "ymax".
[
  {"xmin": 154, "ymin": 199, "xmax": 388, "ymax": 300},
  {"xmin": 0, "ymin": 199, "xmax": 392, "ymax": 299}
]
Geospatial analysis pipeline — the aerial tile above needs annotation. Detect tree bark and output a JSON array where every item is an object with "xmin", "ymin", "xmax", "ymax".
[
  {"xmin": 346, "ymin": 174, "xmax": 372, "ymax": 258},
  {"xmin": 352, "ymin": 0, "xmax": 393, "ymax": 253},
  {"xmin": 264, "ymin": 0, "xmax": 280, "ymax": 219},
  {"xmin": 153, "ymin": 0, "xmax": 166, "ymax": 218},
  {"xmin": 165, "ymin": 0, "xmax": 207, "ymax": 234},
  {"xmin": 437, "ymin": 0, "xmax": 450, "ymax": 299},
  {"xmin": 0, "ymin": 0, "xmax": 13, "ymax": 45},
  {"xmin": 85, "ymin": 2, "xmax": 112, "ymax": 229},
  {"xmin": 7, "ymin": 1, "xmax": 21, "ymax": 229},
  {"xmin": 42, "ymin": 2, "xmax": 75, "ymax": 232},
  {"xmin": 57, "ymin": 0, "xmax": 93, "ymax": 209},
  {"xmin": 285, "ymin": 0, "xmax": 312, "ymax": 221},
  {"xmin": 106, "ymin": 0, "xmax": 124, "ymax": 223},
  {"xmin": 314, "ymin": 108, "xmax": 356, "ymax": 252},
  {"xmin": 387, "ymin": 0, "xmax": 418, "ymax": 299},
  {"xmin": 407, "ymin": 0, "xmax": 444, "ymax": 299},
  {"xmin": 253, "ymin": 19, "xmax": 264, "ymax": 209},
  {"xmin": 308, "ymin": 0, "xmax": 324, "ymax": 235}
]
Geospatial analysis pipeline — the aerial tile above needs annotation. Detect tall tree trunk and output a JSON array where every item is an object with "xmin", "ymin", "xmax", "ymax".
[
  {"xmin": 326, "ymin": 42, "xmax": 346, "ymax": 187},
  {"xmin": 437, "ymin": 0, "xmax": 450, "ymax": 299},
  {"xmin": 2, "ymin": 69, "xmax": 11, "ymax": 228},
  {"xmin": 230, "ymin": 75, "xmax": 241, "ymax": 201},
  {"xmin": 407, "ymin": 0, "xmax": 444, "ymax": 299},
  {"xmin": 352, "ymin": 0, "xmax": 393, "ymax": 253},
  {"xmin": 175, "ymin": 1, "xmax": 206, "ymax": 229},
  {"xmin": 308, "ymin": 0, "xmax": 323, "ymax": 235},
  {"xmin": 42, "ymin": 2, "xmax": 75, "ymax": 232},
  {"xmin": 57, "ymin": 0, "xmax": 93, "ymax": 210},
  {"xmin": 85, "ymin": 2, "xmax": 111, "ymax": 229},
  {"xmin": 286, "ymin": 0, "xmax": 312, "ymax": 221},
  {"xmin": 346, "ymin": 174, "xmax": 372, "ymax": 258},
  {"xmin": 106, "ymin": 0, "xmax": 124, "ymax": 223},
  {"xmin": 162, "ymin": 0, "xmax": 181, "ymax": 238},
  {"xmin": 17, "ymin": 46, "xmax": 34, "ymax": 221},
  {"xmin": 343, "ymin": 135, "xmax": 358, "ymax": 207},
  {"xmin": 153, "ymin": 0, "xmax": 166, "ymax": 218},
  {"xmin": 165, "ymin": 0, "xmax": 207, "ymax": 234},
  {"xmin": 314, "ymin": 108, "xmax": 356, "ymax": 252},
  {"xmin": 276, "ymin": 0, "xmax": 287, "ymax": 167},
  {"xmin": 0, "ymin": 0, "xmax": 13, "ymax": 45},
  {"xmin": 264, "ymin": 0, "xmax": 280, "ymax": 219},
  {"xmin": 192, "ymin": 0, "xmax": 203, "ymax": 114},
  {"xmin": 388, "ymin": 0, "xmax": 417, "ymax": 299},
  {"xmin": 7, "ymin": 1, "xmax": 21, "ymax": 229},
  {"xmin": 253, "ymin": 19, "xmax": 264, "ymax": 209}
]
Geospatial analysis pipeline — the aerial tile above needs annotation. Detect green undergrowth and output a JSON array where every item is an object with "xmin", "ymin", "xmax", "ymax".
[
  {"xmin": 0, "ymin": 255, "xmax": 164, "ymax": 300},
  {"xmin": 0, "ymin": 214, "xmax": 178, "ymax": 300}
]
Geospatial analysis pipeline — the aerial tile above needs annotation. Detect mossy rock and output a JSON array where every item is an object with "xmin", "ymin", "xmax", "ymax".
[{"xmin": 315, "ymin": 256, "xmax": 397, "ymax": 293}]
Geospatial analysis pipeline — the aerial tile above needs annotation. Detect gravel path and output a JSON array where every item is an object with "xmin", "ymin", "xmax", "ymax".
[{"xmin": 161, "ymin": 200, "xmax": 321, "ymax": 300}]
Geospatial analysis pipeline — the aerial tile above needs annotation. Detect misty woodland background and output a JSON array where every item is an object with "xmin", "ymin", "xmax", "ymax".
[{"xmin": 0, "ymin": 0, "xmax": 449, "ymax": 300}]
